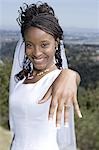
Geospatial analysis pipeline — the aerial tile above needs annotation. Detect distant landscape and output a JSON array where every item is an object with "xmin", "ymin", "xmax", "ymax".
[{"xmin": 0, "ymin": 28, "xmax": 99, "ymax": 150}]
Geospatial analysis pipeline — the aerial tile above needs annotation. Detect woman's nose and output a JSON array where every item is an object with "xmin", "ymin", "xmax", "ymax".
[{"xmin": 33, "ymin": 46, "xmax": 42, "ymax": 57}]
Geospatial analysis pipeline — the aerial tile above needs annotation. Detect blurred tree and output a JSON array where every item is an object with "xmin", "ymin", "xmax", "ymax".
[
  {"xmin": 0, "ymin": 60, "xmax": 12, "ymax": 129},
  {"xmin": 75, "ymin": 86, "xmax": 99, "ymax": 150}
]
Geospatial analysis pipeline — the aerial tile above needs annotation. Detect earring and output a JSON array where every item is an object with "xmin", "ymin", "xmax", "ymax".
[{"xmin": 56, "ymin": 47, "xmax": 58, "ymax": 51}]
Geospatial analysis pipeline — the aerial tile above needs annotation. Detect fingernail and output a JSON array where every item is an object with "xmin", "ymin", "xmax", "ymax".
[
  {"xmin": 64, "ymin": 122, "xmax": 69, "ymax": 128},
  {"xmin": 38, "ymin": 99, "xmax": 45, "ymax": 104},
  {"xmin": 56, "ymin": 124, "xmax": 61, "ymax": 129},
  {"xmin": 79, "ymin": 113, "xmax": 83, "ymax": 118},
  {"xmin": 48, "ymin": 117, "xmax": 53, "ymax": 121}
]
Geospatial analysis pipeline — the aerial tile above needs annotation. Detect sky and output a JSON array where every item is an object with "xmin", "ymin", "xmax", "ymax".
[{"xmin": 0, "ymin": 0, "xmax": 99, "ymax": 30}]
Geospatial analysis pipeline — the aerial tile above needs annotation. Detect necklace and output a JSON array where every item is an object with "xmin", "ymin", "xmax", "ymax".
[{"xmin": 27, "ymin": 64, "xmax": 55, "ymax": 79}]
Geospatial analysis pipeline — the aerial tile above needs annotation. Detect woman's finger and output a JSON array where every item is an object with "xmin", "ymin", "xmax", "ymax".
[
  {"xmin": 56, "ymin": 101, "xmax": 64, "ymax": 128},
  {"xmin": 48, "ymin": 96, "xmax": 58, "ymax": 121},
  {"xmin": 73, "ymin": 95, "xmax": 82, "ymax": 118},
  {"xmin": 64, "ymin": 98, "xmax": 71, "ymax": 127},
  {"xmin": 38, "ymin": 86, "xmax": 52, "ymax": 104}
]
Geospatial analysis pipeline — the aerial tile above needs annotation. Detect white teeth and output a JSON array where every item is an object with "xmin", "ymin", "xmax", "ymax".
[{"xmin": 34, "ymin": 58, "xmax": 44, "ymax": 62}]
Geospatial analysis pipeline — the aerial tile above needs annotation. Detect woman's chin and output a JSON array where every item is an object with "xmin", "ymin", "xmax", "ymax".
[{"xmin": 33, "ymin": 64, "xmax": 47, "ymax": 71}]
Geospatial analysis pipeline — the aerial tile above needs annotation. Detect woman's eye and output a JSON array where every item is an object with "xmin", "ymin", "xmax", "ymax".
[
  {"xmin": 25, "ymin": 43, "xmax": 32, "ymax": 48},
  {"xmin": 41, "ymin": 43, "xmax": 49, "ymax": 48}
]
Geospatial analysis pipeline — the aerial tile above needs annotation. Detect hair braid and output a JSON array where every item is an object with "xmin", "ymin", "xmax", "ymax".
[{"xmin": 55, "ymin": 43, "xmax": 62, "ymax": 69}]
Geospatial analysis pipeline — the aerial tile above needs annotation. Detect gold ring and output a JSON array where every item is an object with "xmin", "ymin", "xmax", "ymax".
[{"xmin": 64, "ymin": 104, "xmax": 71, "ymax": 109}]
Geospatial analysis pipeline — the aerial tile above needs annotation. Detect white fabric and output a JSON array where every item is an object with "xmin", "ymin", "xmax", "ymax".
[
  {"xmin": 60, "ymin": 40, "xmax": 68, "ymax": 69},
  {"xmin": 9, "ymin": 37, "xmax": 76, "ymax": 150},
  {"xmin": 9, "ymin": 69, "xmax": 76, "ymax": 150},
  {"xmin": 9, "ymin": 37, "xmax": 25, "ymax": 94}
]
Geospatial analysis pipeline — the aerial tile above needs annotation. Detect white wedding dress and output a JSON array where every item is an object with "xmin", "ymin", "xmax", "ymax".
[{"xmin": 9, "ymin": 69, "xmax": 76, "ymax": 150}]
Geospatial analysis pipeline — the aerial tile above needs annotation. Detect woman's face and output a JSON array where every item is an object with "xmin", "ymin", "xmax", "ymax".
[{"xmin": 24, "ymin": 27, "xmax": 57, "ymax": 71}]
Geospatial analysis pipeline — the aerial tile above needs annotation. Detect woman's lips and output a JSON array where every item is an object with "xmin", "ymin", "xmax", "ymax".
[{"xmin": 33, "ymin": 58, "xmax": 45, "ymax": 63}]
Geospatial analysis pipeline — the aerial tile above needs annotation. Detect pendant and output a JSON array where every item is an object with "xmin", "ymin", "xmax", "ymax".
[{"xmin": 28, "ymin": 75, "xmax": 34, "ymax": 79}]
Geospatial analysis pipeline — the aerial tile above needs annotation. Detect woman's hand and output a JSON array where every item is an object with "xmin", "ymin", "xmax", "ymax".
[{"xmin": 38, "ymin": 69, "xmax": 82, "ymax": 127}]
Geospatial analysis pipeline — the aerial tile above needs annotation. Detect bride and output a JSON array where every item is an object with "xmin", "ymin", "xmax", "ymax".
[{"xmin": 9, "ymin": 2, "xmax": 82, "ymax": 150}]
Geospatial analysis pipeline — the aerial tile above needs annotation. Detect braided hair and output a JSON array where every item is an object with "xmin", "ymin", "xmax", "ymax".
[{"xmin": 15, "ymin": 2, "xmax": 63, "ymax": 81}]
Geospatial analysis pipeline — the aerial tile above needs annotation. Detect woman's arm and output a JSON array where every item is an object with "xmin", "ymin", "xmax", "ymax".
[
  {"xmin": 38, "ymin": 68, "xmax": 82, "ymax": 127},
  {"xmin": 76, "ymin": 71, "xmax": 81, "ymax": 86}
]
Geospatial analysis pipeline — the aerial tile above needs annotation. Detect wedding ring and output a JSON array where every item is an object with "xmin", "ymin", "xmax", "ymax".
[{"xmin": 64, "ymin": 104, "xmax": 71, "ymax": 109}]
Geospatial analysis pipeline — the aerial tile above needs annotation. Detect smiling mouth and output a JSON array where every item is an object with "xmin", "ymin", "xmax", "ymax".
[{"xmin": 33, "ymin": 58, "xmax": 45, "ymax": 63}]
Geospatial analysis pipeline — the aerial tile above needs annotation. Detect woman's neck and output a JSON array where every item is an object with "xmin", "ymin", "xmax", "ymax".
[
  {"xmin": 23, "ymin": 64, "xmax": 58, "ymax": 84},
  {"xmin": 33, "ymin": 64, "xmax": 57, "ymax": 75}
]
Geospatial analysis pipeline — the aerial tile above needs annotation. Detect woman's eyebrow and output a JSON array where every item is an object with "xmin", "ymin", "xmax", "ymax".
[
  {"xmin": 25, "ymin": 40, "xmax": 33, "ymax": 43},
  {"xmin": 25, "ymin": 41, "xmax": 34, "ymax": 45},
  {"xmin": 25, "ymin": 40, "xmax": 50, "ymax": 45},
  {"xmin": 41, "ymin": 40, "xmax": 50, "ymax": 43}
]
